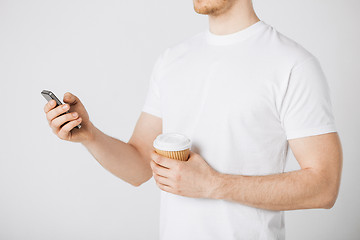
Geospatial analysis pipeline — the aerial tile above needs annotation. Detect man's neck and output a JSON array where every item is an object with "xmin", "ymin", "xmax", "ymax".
[{"xmin": 208, "ymin": 1, "xmax": 260, "ymax": 35}]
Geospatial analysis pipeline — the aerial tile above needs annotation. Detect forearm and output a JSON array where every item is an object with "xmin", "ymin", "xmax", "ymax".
[
  {"xmin": 81, "ymin": 122, "xmax": 152, "ymax": 186},
  {"xmin": 212, "ymin": 168, "xmax": 335, "ymax": 211}
]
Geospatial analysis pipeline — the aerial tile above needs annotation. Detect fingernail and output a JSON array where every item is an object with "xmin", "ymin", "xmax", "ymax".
[
  {"xmin": 77, "ymin": 118, "xmax": 82, "ymax": 122},
  {"xmin": 62, "ymin": 104, "xmax": 69, "ymax": 110},
  {"xmin": 72, "ymin": 112, "xmax": 77, "ymax": 117}
]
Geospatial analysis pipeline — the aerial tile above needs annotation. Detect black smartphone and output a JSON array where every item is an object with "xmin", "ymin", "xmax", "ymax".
[{"xmin": 41, "ymin": 90, "xmax": 81, "ymax": 129}]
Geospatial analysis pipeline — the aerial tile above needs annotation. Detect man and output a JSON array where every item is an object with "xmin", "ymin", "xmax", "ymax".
[{"xmin": 43, "ymin": 0, "xmax": 343, "ymax": 239}]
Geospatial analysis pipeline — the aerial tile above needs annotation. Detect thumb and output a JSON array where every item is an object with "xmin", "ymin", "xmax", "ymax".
[{"xmin": 63, "ymin": 92, "xmax": 78, "ymax": 105}]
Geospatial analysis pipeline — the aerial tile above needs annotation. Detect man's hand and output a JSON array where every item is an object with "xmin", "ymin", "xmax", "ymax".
[
  {"xmin": 43, "ymin": 92, "xmax": 94, "ymax": 143},
  {"xmin": 150, "ymin": 150, "xmax": 220, "ymax": 198}
]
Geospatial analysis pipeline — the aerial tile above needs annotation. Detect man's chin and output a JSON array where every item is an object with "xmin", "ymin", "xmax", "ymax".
[
  {"xmin": 193, "ymin": 1, "xmax": 229, "ymax": 16},
  {"xmin": 193, "ymin": 6, "xmax": 217, "ymax": 15}
]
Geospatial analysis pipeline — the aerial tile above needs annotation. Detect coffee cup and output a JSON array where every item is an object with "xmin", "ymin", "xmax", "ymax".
[{"xmin": 153, "ymin": 133, "xmax": 192, "ymax": 161}]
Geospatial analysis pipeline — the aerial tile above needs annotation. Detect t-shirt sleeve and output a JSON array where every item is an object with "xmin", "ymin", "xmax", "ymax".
[
  {"xmin": 141, "ymin": 52, "xmax": 166, "ymax": 118},
  {"xmin": 279, "ymin": 56, "xmax": 337, "ymax": 140}
]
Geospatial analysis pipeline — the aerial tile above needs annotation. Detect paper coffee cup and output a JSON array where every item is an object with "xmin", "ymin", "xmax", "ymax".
[{"xmin": 153, "ymin": 133, "xmax": 192, "ymax": 161}]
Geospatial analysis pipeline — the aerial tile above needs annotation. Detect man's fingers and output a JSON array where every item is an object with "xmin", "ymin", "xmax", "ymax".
[
  {"xmin": 50, "ymin": 112, "xmax": 79, "ymax": 129},
  {"xmin": 151, "ymin": 151, "xmax": 179, "ymax": 169},
  {"xmin": 58, "ymin": 118, "xmax": 82, "ymax": 139},
  {"xmin": 46, "ymin": 104, "xmax": 70, "ymax": 122},
  {"xmin": 44, "ymin": 100, "xmax": 56, "ymax": 113},
  {"xmin": 153, "ymin": 173, "xmax": 172, "ymax": 186},
  {"xmin": 150, "ymin": 160, "xmax": 171, "ymax": 177},
  {"xmin": 157, "ymin": 182, "xmax": 173, "ymax": 193}
]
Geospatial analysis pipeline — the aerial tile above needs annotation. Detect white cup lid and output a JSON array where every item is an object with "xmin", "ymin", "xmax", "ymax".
[{"xmin": 153, "ymin": 133, "xmax": 191, "ymax": 151}]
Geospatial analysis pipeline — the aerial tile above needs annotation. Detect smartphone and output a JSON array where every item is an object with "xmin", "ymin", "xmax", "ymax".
[{"xmin": 41, "ymin": 90, "xmax": 81, "ymax": 129}]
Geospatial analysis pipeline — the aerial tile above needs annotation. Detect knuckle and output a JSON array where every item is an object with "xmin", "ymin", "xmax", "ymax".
[{"xmin": 52, "ymin": 119, "xmax": 61, "ymax": 129}]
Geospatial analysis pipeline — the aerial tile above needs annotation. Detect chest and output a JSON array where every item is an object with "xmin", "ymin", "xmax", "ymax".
[{"xmin": 159, "ymin": 54, "xmax": 281, "ymax": 124}]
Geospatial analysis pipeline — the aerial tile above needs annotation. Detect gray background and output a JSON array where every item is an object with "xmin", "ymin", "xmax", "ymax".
[{"xmin": 0, "ymin": 0, "xmax": 359, "ymax": 239}]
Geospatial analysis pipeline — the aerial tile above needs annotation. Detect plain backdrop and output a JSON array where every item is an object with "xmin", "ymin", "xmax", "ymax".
[{"xmin": 0, "ymin": 0, "xmax": 359, "ymax": 239}]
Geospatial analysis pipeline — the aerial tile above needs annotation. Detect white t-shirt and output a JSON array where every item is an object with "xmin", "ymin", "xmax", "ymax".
[{"xmin": 142, "ymin": 20, "xmax": 337, "ymax": 240}]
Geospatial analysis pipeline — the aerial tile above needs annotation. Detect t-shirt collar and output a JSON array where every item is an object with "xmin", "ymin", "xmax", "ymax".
[{"xmin": 204, "ymin": 20, "xmax": 268, "ymax": 46}]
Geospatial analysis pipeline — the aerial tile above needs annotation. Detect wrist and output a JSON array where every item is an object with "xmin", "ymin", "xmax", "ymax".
[
  {"xmin": 208, "ymin": 172, "xmax": 226, "ymax": 200},
  {"xmin": 81, "ymin": 121, "xmax": 98, "ymax": 146},
  {"xmin": 209, "ymin": 173, "xmax": 241, "ymax": 201}
]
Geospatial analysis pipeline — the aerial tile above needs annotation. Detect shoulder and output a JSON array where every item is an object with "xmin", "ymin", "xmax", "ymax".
[
  {"xmin": 157, "ymin": 31, "xmax": 205, "ymax": 66},
  {"xmin": 259, "ymin": 21, "xmax": 318, "ymax": 69}
]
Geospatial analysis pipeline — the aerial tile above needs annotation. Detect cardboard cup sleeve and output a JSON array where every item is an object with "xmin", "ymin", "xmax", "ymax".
[{"xmin": 153, "ymin": 133, "xmax": 192, "ymax": 161}]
